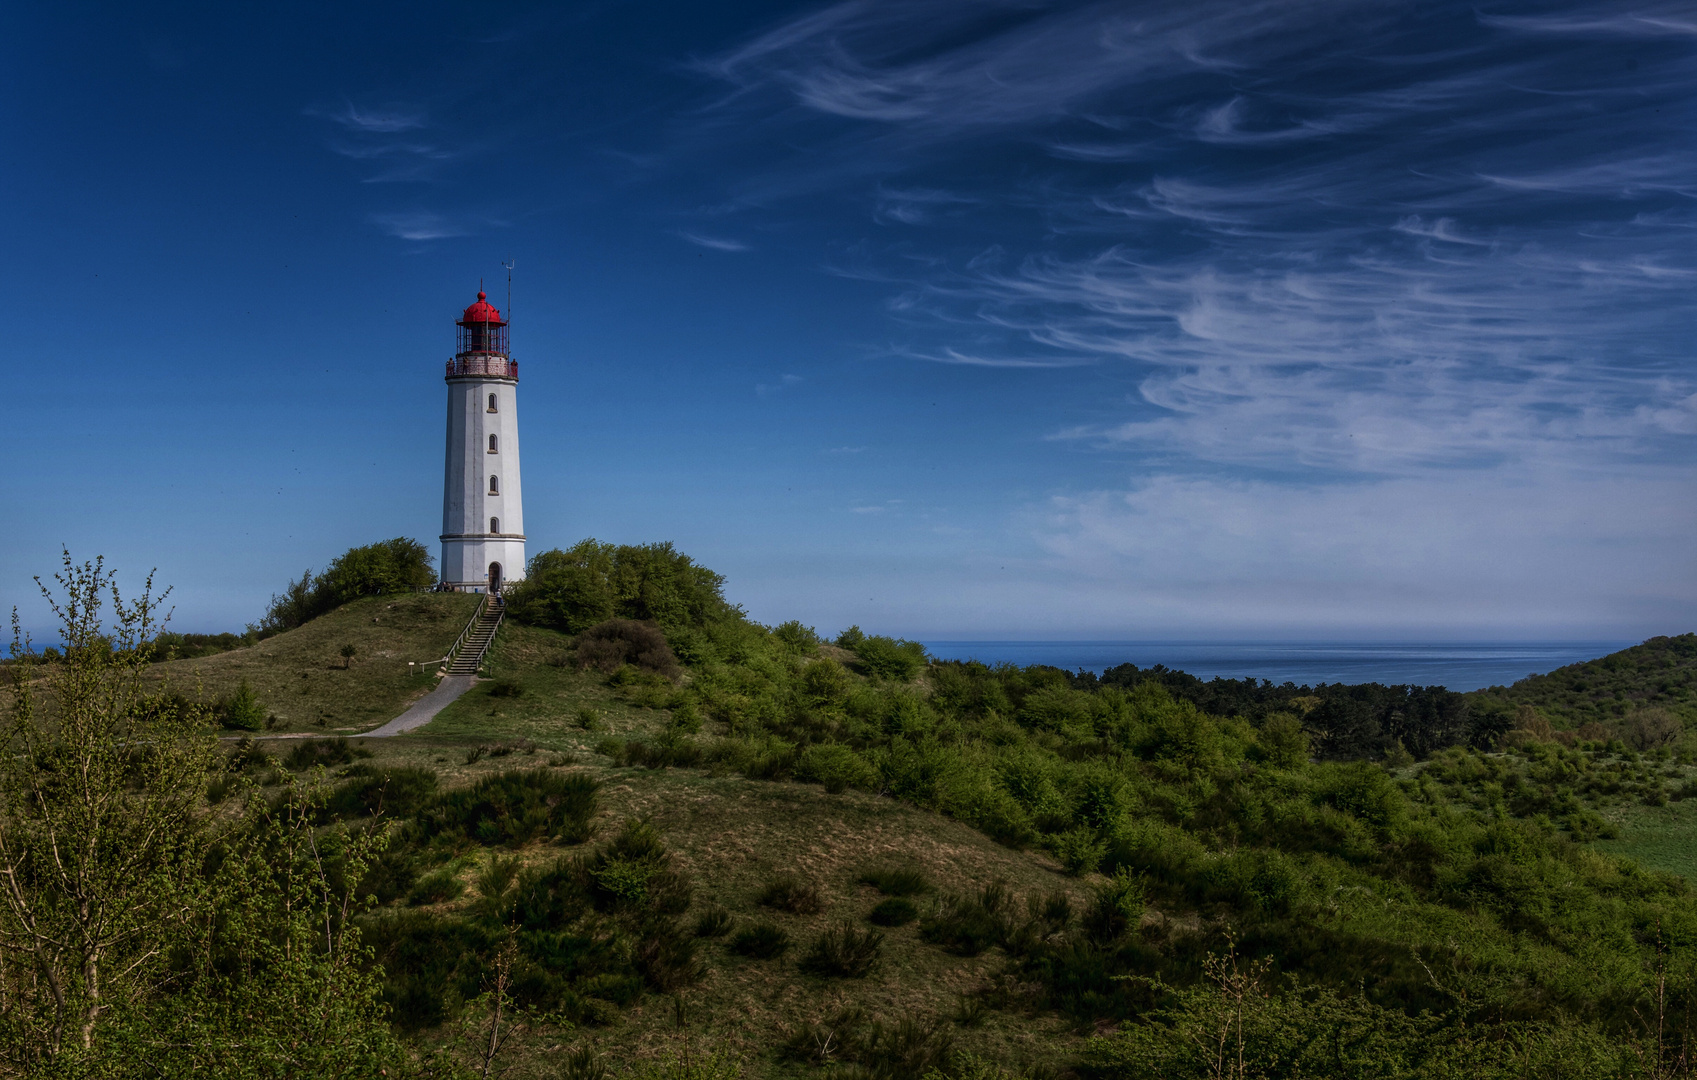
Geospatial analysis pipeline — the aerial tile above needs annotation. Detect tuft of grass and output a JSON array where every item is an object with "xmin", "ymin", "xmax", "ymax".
[
  {"xmin": 728, "ymin": 921, "xmax": 790, "ymax": 959},
  {"xmin": 800, "ymin": 920, "xmax": 883, "ymax": 978},
  {"xmin": 558, "ymin": 1044, "xmax": 609, "ymax": 1080},
  {"xmin": 782, "ymin": 1008, "xmax": 954, "ymax": 1077},
  {"xmin": 858, "ymin": 864, "xmax": 930, "ymax": 897},
  {"xmin": 867, "ymin": 897, "xmax": 918, "ymax": 927},
  {"xmin": 693, "ymin": 906, "xmax": 733, "ymax": 938},
  {"xmin": 919, "ymin": 882, "xmax": 1012, "ymax": 957},
  {"xmin": 488, "ymin": 677, "xmax": 524, "ymax": 698},
  {"xmin": 758, "ymin": 874, "xmax": 824, "ymax": 914},
  {"xmin": 952, "ymin": 994, "xmax": 990, "ymax": 1028}
]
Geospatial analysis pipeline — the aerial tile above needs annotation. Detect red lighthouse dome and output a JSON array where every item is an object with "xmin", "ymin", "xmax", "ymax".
[{"xmin": 460, "ymin": 290, "xmax": 505, "ymax": 327}]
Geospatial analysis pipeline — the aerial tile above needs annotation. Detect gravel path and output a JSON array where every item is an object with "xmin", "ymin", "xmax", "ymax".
[{"xmin": 356, "ymin": 675, "xmax": 477, "ymax": 738}]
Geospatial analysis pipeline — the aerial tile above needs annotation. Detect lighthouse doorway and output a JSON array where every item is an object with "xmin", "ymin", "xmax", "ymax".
[{"xmin": 488, "ymin": 562, "xmax": 503, "ymax": 594}]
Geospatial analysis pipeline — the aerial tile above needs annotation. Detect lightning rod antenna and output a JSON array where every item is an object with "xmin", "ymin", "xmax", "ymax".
[{"xmin": 502, "ymin": 257, "xmax": 515, "ymax": 329}]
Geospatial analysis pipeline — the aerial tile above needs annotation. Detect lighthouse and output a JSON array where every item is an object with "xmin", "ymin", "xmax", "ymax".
[{"xmin": 440, "ymin": 289, "xmax": 525, "ymax": 593}]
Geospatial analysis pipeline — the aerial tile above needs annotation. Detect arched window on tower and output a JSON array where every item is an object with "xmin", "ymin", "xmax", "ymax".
[
  {"xmin": 490, "ymin": 517, "xmax": 500, "ymax": 533},
  {"xmin": 488, "ymin": 434, "xmax": 498, "ymax": 454},
  {"xmin": 489, "ymin": 475, "xmax": 500, "ymax": 495},
  {"xmin": 487, "ymin": 393, "xmax": 498, "ymax": 413}
]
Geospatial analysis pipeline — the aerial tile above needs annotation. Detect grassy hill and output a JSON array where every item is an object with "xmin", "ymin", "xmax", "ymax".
[
  {"xmin": 183, "ymin": 603, "xmax": 1697, "ymax": 1079},
  {"xmin": 20, "ymin": 547, "xmax": 1695, "ymax": 1077},
  {"xmin": 1473, "ymin": 633, "xmax": 1697, "ymax": 729}
]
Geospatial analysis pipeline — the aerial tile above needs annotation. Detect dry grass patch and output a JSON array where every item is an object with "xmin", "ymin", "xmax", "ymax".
[{"xmin": 150, "ymin": 592, "xmax": 478, "ymax": 733}]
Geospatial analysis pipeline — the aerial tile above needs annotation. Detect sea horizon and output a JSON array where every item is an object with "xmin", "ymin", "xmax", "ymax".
[{"xmin": 916, "ymin": 640, "xmax": 1638, "ymax": 693}]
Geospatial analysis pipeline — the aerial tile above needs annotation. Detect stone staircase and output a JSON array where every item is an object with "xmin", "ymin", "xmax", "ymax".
[{"xmin": 444, "ymin": 594, "xmax": 504, "ymax": 676}]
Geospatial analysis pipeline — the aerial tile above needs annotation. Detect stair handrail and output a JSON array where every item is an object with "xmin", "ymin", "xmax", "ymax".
[
  {"xmin": 473, "ymin": 595, "xmax": 506, "ymax": 676},
  {"xmin": 440, "ymin": 592, "xmax": 488, "ymax": 674}
]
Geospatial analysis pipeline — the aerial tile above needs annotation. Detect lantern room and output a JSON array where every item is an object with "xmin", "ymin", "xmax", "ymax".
[{"xmin": 457, "ymin": 291, "xmax": 508, "ymax": 356}]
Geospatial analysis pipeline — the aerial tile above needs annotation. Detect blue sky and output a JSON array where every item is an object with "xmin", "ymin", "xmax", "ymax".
[{"xmin": 2, "ymin": 0, "xmax": 1693, "ymax": 641}]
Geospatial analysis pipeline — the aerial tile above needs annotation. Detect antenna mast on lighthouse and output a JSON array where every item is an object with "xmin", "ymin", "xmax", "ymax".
[{"xmin": 502, "ymin": 257, "xmax": 515, "ymax": 329}]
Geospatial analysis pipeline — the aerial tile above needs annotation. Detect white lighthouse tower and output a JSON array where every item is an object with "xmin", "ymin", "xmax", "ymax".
[{"xmin": 440, "ymin": 289, "xmax": 525, "ymax": 592}]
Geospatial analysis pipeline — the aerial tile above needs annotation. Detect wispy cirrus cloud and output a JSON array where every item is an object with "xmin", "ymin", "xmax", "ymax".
[
  {"xmin": 679, "ymin": 231, "xmax": 750, "ymax": 252},
  {"xmin": 322, "ymin": 103, "xmax": 427, "ymax": 133},
  {"xmin": 307, "ymin": 100, "xmax": 461, "ymax": 185},
  {"xmin": 896, "ymin": 346, "xmax": 1093, "ymax": 370},
  {"xmin": 679, "ymin": 0, "xmax": 1697, "ymax": 623},
  {"xmin": 367, "ymin": 211, "xmax": 469, "ymax": 241},
  {"xmin": 692, "ymin": 0, "xmax": 1697, "ymax": 476}
]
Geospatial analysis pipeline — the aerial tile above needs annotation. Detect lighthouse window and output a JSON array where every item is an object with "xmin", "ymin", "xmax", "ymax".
[
  {"xmin": 487, "ymin": 394, "xmax": 498, "ymax": 413},
  {"xmin": 489, "ymin": 475, "xmax": 500, "ymax": 495},
  {"xmin": 488, "ymin": 434, "xmax": 498, "ymax": 453},
  {"xmin": 490, "ymin": 517, "xmax": 500, "ymax": 533}
]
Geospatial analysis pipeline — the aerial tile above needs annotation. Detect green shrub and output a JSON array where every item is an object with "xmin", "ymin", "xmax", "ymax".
[
  {"xmin": 620, "ymin": 735, "xmax": 704, "ymax": 770},
  {"xmin": 1052, "ymin": 827, "xmax": 1105, "ymax": 876},
  {"xmin": 800, "ymin": 658, "xmax": 851, "ymax": 702},
  {"xmin": 1257, "ymin": 713, "xmax": 1311, "ymax": 768},
  {"xmin": 488, "ymin": 678, "xmax": 524, "ymax": 698},
  {"xmin": 773, "ymin": 620, "xmax": 820, "ymax": 653},
  {"xmin": 800, "ymin": 920, "xmax": 883, "ymax": 977},
  {"xmin": 369, "ymin": 819, "xmax": 701, "ymax": 1033},
  {"xmin": 625, "ymin": 1046, "xmax": 746, "ymax": 1080},
  {"xmin": 851, "ymin": 1016, "xmax": 956, "ymax": 1079},
  {"xmin": 325, "ymin": 765, "xmax": 439, "ymax": 820},
  {"xmin": 920, "ymin": 883, "xmax": 1012, "ymax": 957},
  {"xmin": 504, "ymin": 539, "xmax": 737, "ymax": 642},
  {"xmin": 260, "ymin": 537, "xmax": 434, "ymax": 633},
  {"xmin": 412, "ymin": 768, "xmax": 598, "ymax": 847},
  {"xmin": 795, "ymin": 743, "xmax": 878, "ymax": 793},
  {"xmin": 222, "ymin": 678, "xmax": 266, "ymax": 731},
  {"xmin": 357, "ymin": 845, "xmax": 422, "ymax": 906},
  {"xmin": 729, "ymin": 922, "xmax": 790, "ymax": 959},
  {"xmin": 845, "ymin": 630, "xmax": 928, "ymax": 681},
  {"xmin": 1314, "ymin": 761, "xmax": 1407, "ymax": 833},
  {"xmin": 1083, "ymin": 869, "xmax": 1144, "ymax": 944},
  {"xmin": 283, "ymin": 736, "xmax": 371, "ymax": 771},
  {"xmin": 407, "ymin": 868, "xmax": 465, "ymax": 905},
  {"xmin": 574, "ymin": 619, "xmax": 682, "ymax": 679}
]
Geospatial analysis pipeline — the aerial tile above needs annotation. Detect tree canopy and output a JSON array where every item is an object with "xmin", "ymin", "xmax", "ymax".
[
  {"xmin": 259, "ymin": 538, "xmax": 435, "ymax": 634},
  {"xmin": 503, "ymin": 540, "xmax": 741, "ymax": 648}
]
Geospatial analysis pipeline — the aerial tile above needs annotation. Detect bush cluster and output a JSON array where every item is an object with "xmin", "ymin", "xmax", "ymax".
[
  {"xmin": 597, "ymin": 591, "xmax": 1697, "ymax": 1062},
  {"xmin": 837, "ymin": 625, "xmax": 928, "ymax": 681},
  {"xmin": 363, "ymin": 819, "xmax": 698, "ymax": 1031},
  {"xmin": 411, "ymin": 768, "xmax": 598, "ymax": 847},
  {"xmin": 502, "ymin": 540, "xmax": 740, "ymax": 654}
]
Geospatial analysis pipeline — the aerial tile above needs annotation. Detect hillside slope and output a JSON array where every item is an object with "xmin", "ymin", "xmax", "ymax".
[
  {"xmin": 1475, "ymin": 633, "xmax": 1697, "ymax": 728},
  {"xmin": 261, "ymin": 614, "xmax": 1695, "ymax": 1078},
  {"xmin": 153, "ymin": 591, "xmax": 478, "ymax": 732},
  {"xmin": 150, "ymin": 590, "xmax": 1697, "ymax": 1078}
]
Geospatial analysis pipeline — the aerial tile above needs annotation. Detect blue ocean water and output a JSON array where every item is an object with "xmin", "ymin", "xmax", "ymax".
[{"xmin": 917, "ymin": 641, "xmax": 1633, "ymax": 693}]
